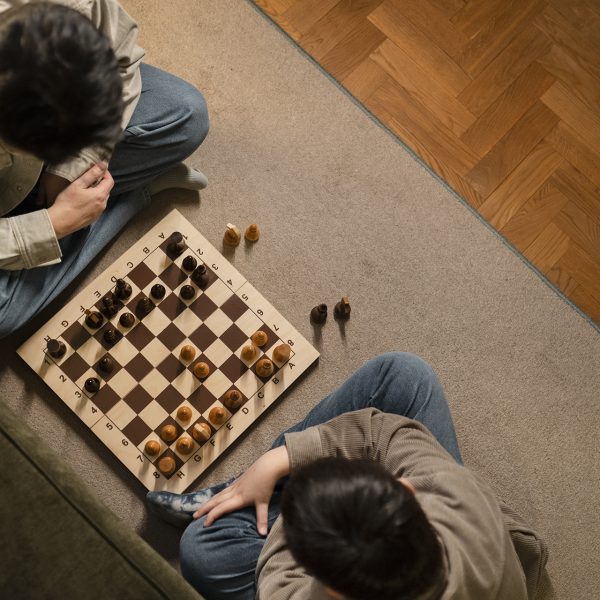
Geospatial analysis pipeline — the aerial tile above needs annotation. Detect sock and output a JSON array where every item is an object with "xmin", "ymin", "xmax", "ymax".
[{"xmin": 148, "ymin": 163, "xmax": 208, "ymax": 195}]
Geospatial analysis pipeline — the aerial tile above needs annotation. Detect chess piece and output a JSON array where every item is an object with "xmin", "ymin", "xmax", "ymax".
[
  {"xmin": 84, "ymin": 377, "xmax": 100, "ymax": 393},
  {"xmin": 256, "ymin": 358, "xmax": 274, "ymax": 378},
  {"xmin": 244, "ymin": 224, "xmax": 260, "ymax": 242},
  {"xmin": 100, "ymin": 296, "xmax": 118, "ymax": 317},
  {"xmin": 114, "ymin": 278, "xmax": 132, "ymax": 300},
  {"xmin": 151, "ymin": 283, "xmax": 166, "ymax": 299},
  {"xmin": 158, "ymin": 456, "xmax": 176, "ymax": 476},
  {"xmin": 144, "ymin": 440, "xmax": 160, "ymax": 456},
  {"xmin": 191, "ymin": 264, "xmax": 209, "ymax": 287},
  {"xmin": 103, "ymin": 328, "xmax": 117, "ymax": 344},
  {"xmin": 180, "ymin": 345, "xmax": 196, "ymax": 362},
  {"xmin": 191, "ymin": 422, "xmax": 211, "ymax": 444},
  {"xmin": 241, "ymin": 343, "xmax": 257, "ymax": 361},
  {"xmin": 180, "ymin": 284, "xmax": 196, "ymax": 300},
  {"xmin": 160, "ymin": 424, "xmax": 178, "ymax": 443},
  {"xmin": 209, "ymin": 406, "xmax": 227, "ymax": 426},
  {"xmin": 46, "ymin": 339, "xmax": 66, "ymax": 359},
  {"xmin": 310, "ymin": 304, "xmax": 327, "ymax": 324},
  {"xmin": 176, "ymin": 406, "xmax": 192, "ymax": 422},
  {"xmin": 168, "ymin": 231, "xmax": 186, "ymax": 256},
  {"xmin": 193, "ymin": 362, "xmax": 210, "ymax": 379},
  {"xmin": 273, "ymin": 343, "xmax": 291, "ymax": 364},
  {"xmin": 176, "ymin": 436, "xmax": 194, "ymax": 455},
  {"xmin": 223, "ymin": 223, "xmax": 241, "ymax": 247},
  {"xmin": 119, "ymin": 312, "xmax": 135, "ymax": 328},
  {"xmin": 85, "ymin": 310, "xmax": 104, "ymax": 329},
  {"xmin": 182, "ymin": 256, "xmax": 197, "ymax": 271},
  {"xmin": 137, "ymin": 296, "xmax": 153, "ymax": 317},
  {"xmin": 99, "ymin": 356, "xmax": 114, "ymax": 373},
  {"xmin": 334, "ymin": 297, "xmax": 351, "ymax": 320},
  {"xmin": 251, "ymin": 330, "xmax": 268, "ymax": 347},
  {"xmin": 222, "ymin": 389, "xmax": 244, "ymax": 411}
]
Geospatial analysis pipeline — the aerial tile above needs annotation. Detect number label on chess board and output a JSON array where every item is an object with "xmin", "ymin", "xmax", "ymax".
[{"xmin": 18, "ymin": 210, "xmax": 319, "ymax": 492}]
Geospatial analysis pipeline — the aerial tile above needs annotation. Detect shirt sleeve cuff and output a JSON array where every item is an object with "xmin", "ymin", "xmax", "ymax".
[
  {"xmin": 9, "ymin": 209, "xmax": 62, "ymax": 268},
  {"xmin": 46, "ymin": 146, "xmax": 109, "ymax": 182},
  {"xmin": 283, "ymin": 428, "xmax": 323, "ymax": 472}
]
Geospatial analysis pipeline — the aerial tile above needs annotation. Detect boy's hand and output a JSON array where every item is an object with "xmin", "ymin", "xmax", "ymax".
[
  {"xmin": 36, "ymin": 172, "xmax": 70, "ymax": 207},
  {"xmin": 193, "ymin": 445, "xmax": 290, "ymax": 536},
  {"xmin": 47, "ymin": 162, "xmax": 114, "ymax": 239}
]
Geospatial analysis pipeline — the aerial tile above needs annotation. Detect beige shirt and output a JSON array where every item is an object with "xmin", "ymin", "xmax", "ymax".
[
  {"xmin": 0, "ymin": 0, "xmax": 144, "ymax": 270},
  {"xmin": 257, "ymin": 409, "xmax": 548, "ymax": 600}
]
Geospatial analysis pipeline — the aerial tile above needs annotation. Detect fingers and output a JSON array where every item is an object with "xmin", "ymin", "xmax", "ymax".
[
  {"xmin": 204, "ymin": 497, "xmax": 242, "ymax": 527},
  {"xmin": 94, "ymin": 169, "xmax": 114, "ymax": 198},
  {"xmin": 193, "ymin": 488, "xmax": 235, "ymax": 519},
  {"xmin": 74, "ymin": 161, "xmax": 108, "ymax": 188},
  {"xmin": 256, "ymin": 503, "xmax": 269, "ymax": 536}
]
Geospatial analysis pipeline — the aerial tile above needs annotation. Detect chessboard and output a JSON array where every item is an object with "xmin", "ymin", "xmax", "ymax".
[{"xmin": 17, "ymin": 209, "xmax": 319, "ymax": 492}]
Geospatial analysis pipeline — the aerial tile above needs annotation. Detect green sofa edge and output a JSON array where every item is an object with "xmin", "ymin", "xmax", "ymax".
[{"xmin": 0, "ymin": 398, "xmax": 204, "ymax": 600}]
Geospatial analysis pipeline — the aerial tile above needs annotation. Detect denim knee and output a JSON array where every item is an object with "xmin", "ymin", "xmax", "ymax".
[
  {"xmin": 176, "ymin": 85, "xmax": 209, "ymax": 160},
  {"xmin": 373, "ymin": 352, "xmax": 437, "ymax": 385}
]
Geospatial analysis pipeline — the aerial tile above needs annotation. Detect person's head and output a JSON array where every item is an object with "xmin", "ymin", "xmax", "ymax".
[
  {"xmin": 0, "ymin": 3, "xmax": 123, "ymax": 163},
  {"xmin": 281, "ymin": 457, "xmax": 445, "ymax": 600}
]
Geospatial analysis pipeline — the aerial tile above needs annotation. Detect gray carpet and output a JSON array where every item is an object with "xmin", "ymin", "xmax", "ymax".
[{"xmin": 2, "ymin": 1, "xmax": 599, "ymax": 597}]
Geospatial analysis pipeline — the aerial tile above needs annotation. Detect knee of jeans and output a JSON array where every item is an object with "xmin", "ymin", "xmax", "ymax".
[
  {"xmin": 377, "ymin": 352, "xmax": 437, "ymax": 384},
  {"xmin": 177, "ymin": 86, "xmax": 209, "ymax": 159},
  {"xmin": 180, "ymin": 518, "xmax": 222, "ymax": 591}
]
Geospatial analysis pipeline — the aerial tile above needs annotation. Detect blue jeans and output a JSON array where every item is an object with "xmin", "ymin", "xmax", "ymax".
[
  {"xmin": 0, "ymin": 64, "xmax": 208, "ymax": 338},
  {"xmin": 180, "ymin": 352, "xmax": 462, "ymax": 600}
]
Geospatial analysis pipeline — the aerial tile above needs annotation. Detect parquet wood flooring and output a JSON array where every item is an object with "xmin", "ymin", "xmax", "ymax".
[{"xmin": 254, "ymin": 0, "xmax": 600, "ymax": 326}]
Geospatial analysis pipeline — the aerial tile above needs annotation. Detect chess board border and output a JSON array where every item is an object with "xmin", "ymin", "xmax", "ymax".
[{"xmin": 17, "ymin": 209, "xmax": 320, "ymax": 492}]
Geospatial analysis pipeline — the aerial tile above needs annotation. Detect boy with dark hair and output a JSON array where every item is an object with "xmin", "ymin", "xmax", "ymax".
[
  {"xmin": 147, "ymin": 353, "xmax": 549, "ymax": 600},
  {"xmin": 0, "ymin": 0, "xmax": 209, "ymax": 337}
]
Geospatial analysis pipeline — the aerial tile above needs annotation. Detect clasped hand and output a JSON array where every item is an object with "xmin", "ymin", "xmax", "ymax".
[{"xmin": 193, "ymin": 445, "xmax": 290, "ymax": 536}]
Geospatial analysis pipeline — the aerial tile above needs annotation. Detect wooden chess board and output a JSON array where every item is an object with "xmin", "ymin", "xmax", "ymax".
[{"xmin": 18, "ymin": 210, "xmax": 319, "ymax": 492}]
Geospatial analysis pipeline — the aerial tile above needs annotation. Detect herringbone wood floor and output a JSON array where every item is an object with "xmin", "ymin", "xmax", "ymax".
[{"xmin": 254, "ymin": 0, "xmax": 600, "ymax": 326}]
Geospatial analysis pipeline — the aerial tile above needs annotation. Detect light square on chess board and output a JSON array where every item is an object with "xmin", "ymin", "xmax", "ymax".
[{"xmin": 18, "ymin": 209, "xmax": 319, "ymax": 492}]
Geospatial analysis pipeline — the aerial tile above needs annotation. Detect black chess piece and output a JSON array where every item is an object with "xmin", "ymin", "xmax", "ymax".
[
  {"xmin": 151, "ymin": 283, "xmax": 166, "ymax": 299},
  {"xmin": 180, "ymin": 284, "xmax": 196, "ymax": 300},
  {"xmin": 85, "ymin": 310, "xmax": 104, "ymax": 329},
  {"xmin": 191, "ymin": 265, "xmax": 209, "ymax": 287},
  {"xmin": 119, "ymin": 312, "xmax": 135, "ymax": 328},
  {"xmin": 182, "ymin": 256, "xmax": 197, "ymax": 271},
  {"xmin": 334, "ymin": 297, "xmax": 351, "ymax": 320},
  {"xmin": 136, "ymin": 296, "xmax": 154, "ymax": 318},
  {"xmin": 310, "ymin": 304, "xmax": 328, "ymax": 324},
  {"xmin": 84, "ymin": 377, "xmax": 100, "ymax": 393},
  {"xmin": 99, "ymin": 356, "xmax": 114, "ymax": 373},
  {"xmin": 100, "ymin": 296, "xmax": 118, "ymax": 317},
  {"xmin": 167, "ymin": 232, "xmax": 186, "ymax": 256},
  {"xmin": 114, "ymin": 279, "xmax": 132, "ymax": 300},
  {"xmin": 46, "ymin": 339, "xmax": 66, "ymax": 358},
  {"xmin": 103, "ymin": 328, "xmax": 117, "ymax": 344}
]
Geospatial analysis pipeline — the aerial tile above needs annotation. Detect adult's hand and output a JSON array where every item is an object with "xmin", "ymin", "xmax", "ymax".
[
  {"xmin": 193, "ymin": 445, "xmax": 290, "ymax": 536},
  {"xmin": 47, "ymin": 162, "xmax": 114, "ymax": 239},
  {"xmin": 36, "ymin": 171, "xmax": 70, "ymax": 207}
]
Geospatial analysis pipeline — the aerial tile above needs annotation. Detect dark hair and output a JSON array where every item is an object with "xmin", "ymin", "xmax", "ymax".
[
  {"xmin": 0, "ymin": 3, "xmax": 123, "ymax": 163},
  {"xmin": 281, "ymin": 458, "xmax": 445, "ymax": 600}
]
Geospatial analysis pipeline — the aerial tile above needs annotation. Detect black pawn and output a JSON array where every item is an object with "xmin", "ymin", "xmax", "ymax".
[
  {"xmin": 151, "ymin": 283, "xmax": 166, "ymax": 299},
  {"xmin": 182, "ymin": 255, "xmax": 197, "ymax": 271},
  {"xmin": 85, "ymin": 310, "xmax": 104, "ymax": 329},
  {"xmin": 47, "ymin": 339, "xmax": 66, "ymax": 358},
  {"xmin": 99, "ymin": 356, "xmax": 114, "ymax": 373},
  {"xmin": 103, "ymin": 328, "xmax": 117, "ymax": 344},
  {"xmin": 191, "ymin": 265, "xmax": 209, "ymax": 287},
  {"xmin": 180, "ymin": 284, "xmax": 196, "ymax": 300},
  {"xmin": 310, "ymin": 304, "xmax": 328, "ymax": 324},
  {"xmin": 84, "ymin": 377, "xmax": 100, "ymax": 393},
  {"xmin": 101, "ymin": 296, "xmax": 117, "ymax": 317},
  {"xmin": 334, "ymin": 297, "xmax": 351, "ymax": 320},
  {"xmin": 167, "ymin": 231, "xmax": 186, "ymax": 256},
  {"xmin": 136, "ymin": 296, "xmax": 153, "ymax": 318},
  {"xmin": 114, "ymin": 279, "xmax": 132, "ymax": 300},
  {"xmin": 119, "ymin": 312, "xmax": 135, "ymax": 328}
]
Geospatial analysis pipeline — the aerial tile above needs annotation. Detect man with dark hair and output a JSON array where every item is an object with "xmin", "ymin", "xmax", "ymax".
[
  {"xmin": 0, "ymin": 0, "xmax": 209, "ymax": 337},
  {"xmin": 147, "ymin": 353, "xmax": 549, "ymax": 600}
]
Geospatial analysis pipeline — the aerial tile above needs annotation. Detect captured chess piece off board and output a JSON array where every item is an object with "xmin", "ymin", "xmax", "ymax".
[{"xmin": 18, "ymin": 210, "xmax": 319, "ymax": 492}]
